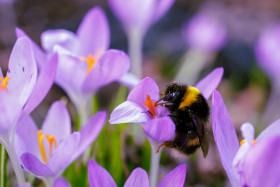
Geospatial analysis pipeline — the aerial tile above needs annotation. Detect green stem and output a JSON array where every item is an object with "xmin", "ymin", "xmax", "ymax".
[
  {"xmin": 149, "ymin": 141, "xmax": 162, "ymax": 187},
  {"xmin": 1, "ymin": 145, "xmax": 5, "ymax": 187},
  {"xmin": 42, "ymin": 177, "xmax": 53, "ymax": 187},
  {"xmin": 127, "ymin": 27, "xmax": 143, "ymax": 79}
]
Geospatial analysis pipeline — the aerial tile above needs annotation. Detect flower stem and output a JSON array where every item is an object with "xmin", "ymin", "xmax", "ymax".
[
  {"xmin": 149, "ymin": 142, "xmax": 162, "ymax": 187},
  {"xmin": 1, "ymin": 145, "xmax": 5, "ymax": 187},
  {"xmin": 2, "ymin": 139, "xmax": 26, "ymax": 185},
  {"xmin": 127, "ymin": 27, "xmax": 143, "ymax": 79},
  {"xmin": 42, "ymin": 177, "xmax": 53, "ymax": 187}
]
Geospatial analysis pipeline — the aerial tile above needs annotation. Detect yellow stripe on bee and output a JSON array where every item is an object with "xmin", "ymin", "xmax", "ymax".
[
  {"xmin": 179, "ymin": 86, "xmax": 200, "ymax": 109},
  {"xmin": 187, "ymin": 137, "xmax": 200, "ymax": 146}
]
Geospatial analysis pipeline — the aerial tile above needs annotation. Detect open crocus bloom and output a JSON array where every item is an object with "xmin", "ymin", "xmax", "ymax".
[
  {"xmin": 88, "ymin": 160, "xmax": 186, "ymax": 187},
  {"xmin": 108, "ymin": 0, "xmax": 175, "ymax": 34},
  {"xmin": 109, "ymin": 67, "xmax": 224, "ymax": 142},
  {"xmin": 15, "ymin": 101, "xmax": 106, "ymax": 178},
  {"xmin": 0, "ymin": 36, "xmax": 57, "ymax": 141},
  {"xmin": 212, "ymin": 90, "xmax": 280, "ymax": 187}
]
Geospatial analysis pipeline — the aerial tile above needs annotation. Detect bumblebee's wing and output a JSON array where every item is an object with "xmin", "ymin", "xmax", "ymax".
[{"xmin": 191, "ymin": 114, "xmax": 209, "ymax": 157}]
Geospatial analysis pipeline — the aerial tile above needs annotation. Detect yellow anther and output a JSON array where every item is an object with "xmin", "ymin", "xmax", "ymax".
[
  {"xmin": 0, "ymin": 76, "xmax": 11, "ymax": 90},
  {"xmin": 144, "ymin": 95, "xmax": 157, "ymax": 117},
  {"xmin": 37, "ymin": 130, "xmax": 58, "ymax": 164},
  {"xmin": 240, "ymin": 139, "xmax": 257, "ymax": 146}
]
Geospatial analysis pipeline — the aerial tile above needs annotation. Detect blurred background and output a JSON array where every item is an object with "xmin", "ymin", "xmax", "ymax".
[{"xmin": 1, "ymin": 0, "xmax": 280, "ymax": 186}]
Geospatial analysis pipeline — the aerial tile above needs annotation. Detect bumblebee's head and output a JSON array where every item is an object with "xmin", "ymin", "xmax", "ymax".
[{"xmin": 155, "ymin": 83, "xmax": 186, "ymax": 111}]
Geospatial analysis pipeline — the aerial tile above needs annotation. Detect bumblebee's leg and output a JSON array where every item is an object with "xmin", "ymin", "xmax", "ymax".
[{"xmin": 156, "ymin": 141, "xmax": 175, "ymax": 152}]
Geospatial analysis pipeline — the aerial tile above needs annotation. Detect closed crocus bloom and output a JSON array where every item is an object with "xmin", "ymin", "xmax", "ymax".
[
  {"xmin": 212, "ymin": 90, "xmax": 280, "ymax": 187},
  {"xmin": 0, "ymin": 37, "xmax": 57, "ymax": 185},
  {"xmin": 15, "ymin": 101, "xmax": 106, "ymax": 185},
  {"xmin": 88, "ymin": 160, "xmax": 187, "ymax": 187}
]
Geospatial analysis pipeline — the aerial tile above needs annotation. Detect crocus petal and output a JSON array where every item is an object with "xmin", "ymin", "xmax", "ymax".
[
  {"xmin": 257, "ymin": 119, "xmax": 280, "ymax": 140},
  {"xmin": 15, "ymin": 27, "xmax": 47, "ymax": 69},
  {"xmin": 41, "ymin": 29, "xmax": 79, "ymax": 54},
  {"xmin": 88, "ymin": 160, "xmax": 117, "ymax": 187},
  {"xmin": 76, "ymin": 7, "xmax": 110, "ymax": 56},
  {"xmin": 53, "ymin": 177, "xmax": 71, "ymax": 187},
  {"xmin": 157, "ymin": 164, "xmax": 187, "ymax": 187},
  {"xmin": 142, "ymin": 116, "xmax": 175, "ymax": 142},
  {"xmin": 195, "ymin": 67, "xmax": 224, "ymax": 100},
  {"xmin": 124, "ymin": 168, "xmax": 149, "ymax": 187},
  {"xmin": 6, "ymin": 37, "xmax": 37, "ymax": 108},
  {"xmin": 119, "ymin": 73, "xmax": 140, "ymax": 88},
  {"xmin": 243, "ymin": 136, "xmax": 280, "ymax": 187},
  {"xmin": 20, "ymin": 153, "xmax": 54, "ymax": 176},
  {"xmin": 153, "ymin": 0, "xmax": 175, "ymax": 24},
  {"xmin": 109, "ymin": 101, "xmax": 149, "ymax": 124},
  {"xmin": 82, "ymin": 49, "xmax": 130, "ymax": 93},
  {"xmin": 127, "ymin": 77, "xmax": 159, "ymax": 107},
  {"xmin": 15, "ymin": 184, "xmax": 33, "ymax": 187},
  {"xmin": 71, "ymin": 111, "xmax": 106, "ymax": 162},
  {"xmin": 212, "ymin": 90, "xmax": 240, "ymax": 186},
  {"xmin": 108, "ymin": 0, "xmax": 154, "ymax": 31},
  {"xmin": 48, "ymin": 132, "xmax": 80, "ymax": 175},
  {"xmin": 0, "ymin": 92, "xmax": 21, "ymax": 134},
  {"xmin": 0, "ymin": 67, "xmax": 3, "ymax": 78},
  {"xmin": 20, "ymin": 53, "xmax": 58, "ymax": 118},
  {"xmin": 41, "ymin": 101, "xmax": 71, "ymax": 143},
  {"xmin": 15, "ymin": 116, "xmax": 39, "ymax": 158}
]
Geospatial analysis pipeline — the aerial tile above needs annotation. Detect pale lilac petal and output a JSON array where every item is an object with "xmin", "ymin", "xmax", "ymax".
[
  {"xmin": 257, "ymin": 119, "xmax": 280, "ymax": 140},
  {"xmin": 0, "ymin": 92, "xmax": 21, "ymax": 133},
  {"xmin": 48, "ymin": 132, "xmax": 80, "ymax": 174},
  {"xmin": 212, "ymin": 90, "xmax": 240, "ymax": 187},
  {"xmin": 15, "ymin": 116, "xmax": 39, "ymax": 158},
  {"xmin": 15, "ymin": 184, "xmax": 32, "ymax": 187},
  {"xmin": 108, "ymin": 0, "xmax": 153, "ymax": 31},
  {"xmin": 153, "ymin": 0, "xmax": 175, "ymax": 24},
  {"xmin": 41, "ymin": 29, "xmax": 79, "ymax": 54},
  {"xmin": 127, "ymin": 77, "xmax": 159, "ymax": 107},
  {"xmin": 42, "ymin": 101, "xmax": 71, "ymax": 143},
  {"xmin": 240, "ymin": 123, "xmax": 255, "ymax": 143},
  {"xmin": 88, "ymin": 160, "xmax": 117, "ymax": 187},
  {"xmin": 76, "ymin": 7, "xmax": 110, "ymax": 56},
  {"xmin": 15, "ymin": 27, "xmax": 47, "ymax": 69},
  {"xmin": 53, "ymin": 177, "xmax": 71, "ymax": 187},
  {"xmin": 142, "ymin": 116, "xmax": 175, "ymax": 142},
  {"xmin": 0, "ymin": 67, "xmax": 3, "ymax": 78},
  {"xmin": 195, "ymin": 67, "xmax": 224, "ymax": 100},
  {"xmin": 6, "ymin": 37, "xmax": 37, "ymax": 108},
  {"xmin": 71, "ymin": 111, "xmax": 106, "ymax": 162},
  {"xmin": 119, "ymin": 73, "xmax": 140, "ymax": 88},
  {"xmin": 255, "ymin": 25, "xmax": 280, "ymax": 81},
  {"xmin": 124, "ymin": 168, "xmax": 149, "ymax": 187},
  {"xmin": 109, "ymin": 101, "xmax": 149, "ymax": 124},
  {"xmin": 183, "ymin": 14, "xmax": 227, "ymax": 52},
  {"xmin": 82, "ymin": 49, "xmax": 130, "ymax": 93},
  {"xmin": 20, "ymin": 153, "xmax": 54, "ymax": 176},
  {"xmin": 243, "ymin": 136, "xmax": 280, "ymax": 187},
  {"xmin": 157, "ymin": 164, "xmax": 187, "ymax": 187},
  {"xmin": 20, "ymin": 53, "xmax": 58, "ymax": 118}
]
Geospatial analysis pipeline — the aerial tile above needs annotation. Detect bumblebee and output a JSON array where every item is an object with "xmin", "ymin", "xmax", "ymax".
[{"xmin": 155, "ymin": 82, "xmax": 210, "ymax": 157}]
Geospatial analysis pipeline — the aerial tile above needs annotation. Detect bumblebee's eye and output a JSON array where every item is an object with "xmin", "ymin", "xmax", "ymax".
[{"xmin": 164, "ymin": 91, "xmax": 179, "ymax": 101}]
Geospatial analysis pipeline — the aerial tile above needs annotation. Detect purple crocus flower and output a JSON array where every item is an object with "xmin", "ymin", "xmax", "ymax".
[
  {"xmin": 110, "ymin": 67, "xmax": 224, "ymax": 142},
  {"xmin": 88, "ymin": 160, "xmax": 186, "ymax": 187},
  {"xmin": 17, "ymin": 7, "xmax": 131, "ymax": 124},
  {"xmin": 182, "ymin": 13, "xmax": 227, "ymax": 53},
  {"xmin": 14, "ymin": 101, "xmax": 106, "ymax": 184},
  {"xmin": 212, "ymin": 90, "xmax": 280, "ymax": 187},
  {"xmin": 0, "ymin": 36, "xmax": 57, "ymax": 184}
]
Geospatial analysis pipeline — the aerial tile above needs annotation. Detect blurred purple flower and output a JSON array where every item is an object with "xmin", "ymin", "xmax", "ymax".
[
  {"xmin": 88, "ymin": 160, "xmax": 186, "ymax": 187},
  {"xmin": 212, "ymin": 90, "xmax": 280, "ymax": 187},
  {"xmin": 255, "ymin": 24, "xmax": 280, "ymax": 81},
  {"xmin": 15, "ymin": 101, "xmax": 106, "ymax": 180},
  {"xmin": 182, "ymin": 13, "xmax": 227, "ymax": 52},
  {"xmin": 108, "ymin": 0, "xmax": 175, "ymax": 34},
  {"xmin": 109, "ymin": 67, "xmax": 224, "ymax": 141},
  {"xmin": 53, "ymin": 177, "xmax": 71, "ymax": 187}
]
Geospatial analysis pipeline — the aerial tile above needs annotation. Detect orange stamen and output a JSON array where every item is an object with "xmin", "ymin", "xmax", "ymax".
[
  {"xmin": 144, "ymin": 95, "xmax": 157, "ymax": 117},
  {"xmin": 240, "ymin": 139, "xmax": 257, "ymax": 146},
  {"xmin": 0, "ymin": 76, "xmax": 11, "ymax": 90},
  {"xmin": 37, "ymin": 130, "xmax": 58, "ymax": 164},
  {"xmin": 79, "ymin": 50, "xmax": 102, "ymax": 74}
]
